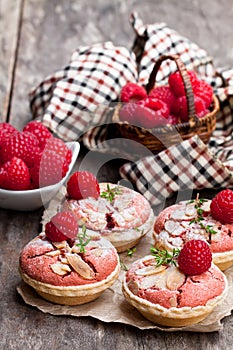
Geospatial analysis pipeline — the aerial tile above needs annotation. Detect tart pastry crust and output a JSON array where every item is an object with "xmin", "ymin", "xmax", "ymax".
[{"xmin": 122, "ymin": 256, "xmax": 228, "ymax": 327}]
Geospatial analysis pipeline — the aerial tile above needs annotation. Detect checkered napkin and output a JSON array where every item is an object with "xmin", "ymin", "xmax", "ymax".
[{"xmin": 29, "ymin": 13, "xmax": 233, "ymax": 206}]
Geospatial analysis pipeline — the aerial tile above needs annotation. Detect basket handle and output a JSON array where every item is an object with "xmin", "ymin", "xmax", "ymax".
[{"xmin": 145, "ymin": 54, "xmax": 197, "ymax": 125}]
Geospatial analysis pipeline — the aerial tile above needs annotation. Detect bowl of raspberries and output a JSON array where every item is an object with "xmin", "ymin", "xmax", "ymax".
[
  {"xmin": 0, "ymin": 121, "xmax": 80, "ymax": 211},
  {"xmin": 113, "ymin": 54, "xmax": 219, "ymax": 153}
]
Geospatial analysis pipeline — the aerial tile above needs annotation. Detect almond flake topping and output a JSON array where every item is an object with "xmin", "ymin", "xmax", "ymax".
[
  {"xmin": 136, "ymin": 265, "xmax": 166, "ymax": 276},
  {"xmin": 164, "ymin": 220, "xmax": 184, "ymax": 236},
  {"xmin": 50, "ymin": 262, "xmax": 71, "ymax": 275},
  {"xmin": 166, "ymin": 265, "xmax": 185, "ymax": 291},
  {"xmin": 140, "ymin": 270, "xmax": 167, "ymax": 289},
  {"xmin": 45, "ymin": 250, "xmax": 60, "ymax": 257},
  {"xmin": 66, "ymin": 253, "xmax": 94, "ymax": 280}
]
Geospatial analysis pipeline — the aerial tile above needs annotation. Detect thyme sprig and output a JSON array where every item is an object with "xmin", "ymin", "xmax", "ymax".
[
  {"xmin": 76, "ymin": 225, "xmax": 91, "ymax": 253},
  {"xmin": 188, "ymin": 196, "xmax": 217, "ymax": 235},
  {"xmin": 150, "ymin": 247, "xmax": 180, "ymax": 267},
  {"xmin": 100, "ymin": 184, "xmax": 122, "ymax": 203},
  {"xmin": 127, "ymin": 247, "xmax": 136, "ymax": 258}
]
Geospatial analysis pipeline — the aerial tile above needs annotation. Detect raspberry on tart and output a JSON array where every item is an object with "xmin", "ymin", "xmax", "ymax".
[
  {"xmin": 178, "ymin": 239, "xmax": 212, "ymax": 275},
  {"xmin": 45, "ymin": 211, "xmax": 79, "ymax": 242},
  {"xmin": 210, "ymin": 189, "xmax": 233, "ymax": 225},
  {"xmin": 67, "ymin": 171, "xmax": 100, "ymax": 200}
]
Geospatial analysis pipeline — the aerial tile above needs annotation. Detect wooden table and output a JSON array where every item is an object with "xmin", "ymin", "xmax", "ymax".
[{"xmin": 1, "ymin": 1, "xmax": 233, "ymax": 349}]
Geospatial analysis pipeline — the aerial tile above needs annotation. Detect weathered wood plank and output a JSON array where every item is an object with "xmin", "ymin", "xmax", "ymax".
[
  {"xmin": 0, "ymin": 0, "xmax": 22, "ymax": 122},
  {"xmin": 9, "ymin": 0, "xmax": 233, "ymax": 128}
]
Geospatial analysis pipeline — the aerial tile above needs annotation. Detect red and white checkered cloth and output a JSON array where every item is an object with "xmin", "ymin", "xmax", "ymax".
[{"xmin": 29, "ymin": 12, "xmax": 233, "ymax": 206}]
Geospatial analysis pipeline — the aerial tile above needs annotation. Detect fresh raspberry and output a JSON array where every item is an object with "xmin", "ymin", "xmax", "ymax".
[
  {"xmin": 30, "ymin": 150, "xmax": 69, "ymax": 188},
  {"xmin": 120, "ymin": 83, "xmax": 147, "ymax": 102},
  {"xmin": 210, "ymin": 189, "xmax": 233, "ymax": 225},
  {"xmin": 23, "ymin": 121, "xmax": 52, "ymax": 150},
  {"xmin": 193, "ymin": 80, "xmax": 213, "ymax": 108},
  {"xmin": 169, "ymin": 70, "xmax": 198, "ymax": 97},
  {"xmin": 43, "ymin": 137, "xmax": 72, "ymax": 165},
  {"xmin": 67, "ymin": 171, "xmax": 100, "ymax": 200},
  {"xmin": 139, "ymin": 97, "xmax": 170, "ymax": 118},
  {"xmin": 119, "ymin": 98, "xmax": 170, "ymax": 129},
  {"xmin": 0, "ymin": 131, "xmax": 40, "ymax": 167},
  {"xmin": 149, "ymin": 86, "xmax": 176, "ymax": 109},
  {"xmin": 0, "ymin": 122, "xmax": 17, "ymax": 148},
  {"xmin": 178, "ymin": 239, "xmax": 212, "ymax": 275},
  {"xmin": 172, "ymin": 95, "xmax": 208, "ymax": 122},
  {"xmin": 119, "ymin": 103, "xmax": 140, "ymax": 124},
  {"xmin": 45, "ymin": 211, "xmax": 78, "ymax": 242},
  {"xmin": 0, "ymin": 157, "xmax": 31, "ymax": 191}
]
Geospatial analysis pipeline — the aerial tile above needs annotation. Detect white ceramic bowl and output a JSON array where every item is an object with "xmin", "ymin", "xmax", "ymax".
[{"xmin": 0, "ymin": 141, "xmax": 80, "ymax": 211}]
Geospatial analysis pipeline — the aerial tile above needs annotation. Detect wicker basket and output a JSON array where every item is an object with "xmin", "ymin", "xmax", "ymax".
[{"xmin": 112, "ymin": 54, "xmax": 219, "ymax": 153}]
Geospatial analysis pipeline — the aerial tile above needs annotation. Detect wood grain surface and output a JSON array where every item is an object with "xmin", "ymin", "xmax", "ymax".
[{"xmin": 1, "ymin": 1, "xmax": 233, "ymax": 349}]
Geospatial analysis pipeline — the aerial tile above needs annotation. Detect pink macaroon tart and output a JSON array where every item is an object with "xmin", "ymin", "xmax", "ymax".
[
  {"xmin": 63, "ymin": 172, "xmax": 155, "ymax": 253},
  {"xmin": 153, "ymin": 190, "xmax": 233, "ymax": 271}
]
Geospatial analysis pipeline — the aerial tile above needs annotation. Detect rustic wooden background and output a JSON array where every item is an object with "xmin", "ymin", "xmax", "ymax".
[{"xmin": 1, "ymin": 0, "xmax": 233, "ymax": 349}]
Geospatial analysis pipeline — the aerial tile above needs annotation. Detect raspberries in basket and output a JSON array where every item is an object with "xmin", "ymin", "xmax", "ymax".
[
  {"xmin": 119, "ymin": 70, "xmax": 214, "ymax": 128},
  {"xmin": 0, "ymin": 121, "xmax": 72, "ymax": 191}
]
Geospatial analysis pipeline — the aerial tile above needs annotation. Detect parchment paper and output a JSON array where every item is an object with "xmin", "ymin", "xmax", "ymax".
[{"xmin": 17, "ymin": 188, "xmax": 233, "ymax": 332}]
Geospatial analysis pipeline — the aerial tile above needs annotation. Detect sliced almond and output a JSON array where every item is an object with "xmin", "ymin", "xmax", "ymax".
[
  {"xmin": 164, "ymin": 220, "xmax": 184, "ymax": 236},
  {"xmin": 52, "ymin": 241, "xmax": 67, "ymax": 249},
  {"xmin": 135, "ymin": 265, "xmax": 166, "ymax": 276},
  {"xmin": 171, "ymin": 208, "xmax": 186, "ymax": 220},
  {"xmin": 168, "ymin": 236, "xmax": 183, "ymax": 247},
  {"xmin": 210, "ymin": 228, "xmax": 222, "ymax": 242},
  {"xmin": 59, "ymin": 256, "xmax": 69, "ymax": 264},
  {"xmin": 140, "ymin": 270, "xmax": 167, "ymax": 289},
  {"xmin": 185, "ymin": 203, "xmax": 197, "ymax": 217},
  {"xmin": 201, "ymin": 200, "xmax": 211, "ymax": 212},
  {"xmin": 71, "ymin": 245, "xmax": 81, "ymax": 254},
  {"xmin": 45, "ymin": 250, "xmax": 60, "ymax": 257},
  {"xmin": 50, "ymin": 262, "xmax": 71, "ymax": 275},
  {"xmin": 143, "ymin": 258, "xmax": 158, "ymax": 267},
  {"xmin": 166, "ymin": 266, "xmax": 185, "ymax": 291},
  {"xmin": 91, "ymin": 248, "xmax": 103, "ymax": 257},
  {"xmin": 66, "ymin": 253, "xmax": 94, "ymax": 280},
  {"xmin": 85, "ymin": 230, "xmax": 101, "ymax": 241},
  {"xmin": 169, "ymin": 295, "xmax": 177, "ymax": 307}
]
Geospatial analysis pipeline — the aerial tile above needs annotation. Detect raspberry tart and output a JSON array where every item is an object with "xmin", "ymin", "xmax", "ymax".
[
  {"xmin": 63, "ymin": 172, "xmax": 155, "ymax": 253},
  {"xmin": 122, "ymin": 241, "xmax": 228, "ymax": 327},
  {"xmin": 19, "ymin": 211, "xmax": 120, "ymax": 305},
  {"xmin": 153, "ymin": 190, "xmax": 233, "ymax": 271}
]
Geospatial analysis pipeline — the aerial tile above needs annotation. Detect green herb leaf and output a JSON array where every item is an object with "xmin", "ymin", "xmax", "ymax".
[
  {"xmin": 188, "ymin": 196, "xmax": 216, "ymax": 235},
  {"xmin": 150, "ymin": 247, "xmax": 180, "ymax": 267},
  {"xmin": 127, "ymin": 247, "xmax": 136, "ymax": 258},
  {"xmin": 76, "ymin": 225, "xmax": 91, "ymax": 253},
  {"xmin": 100, "ymin": 184, "xmax": 122, "ymax": 203}
]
